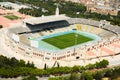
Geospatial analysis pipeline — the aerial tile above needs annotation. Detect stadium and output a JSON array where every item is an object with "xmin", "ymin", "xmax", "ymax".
[{"xmin": 4, "ymin": 7, "xmax": 120, "ymax": 67}]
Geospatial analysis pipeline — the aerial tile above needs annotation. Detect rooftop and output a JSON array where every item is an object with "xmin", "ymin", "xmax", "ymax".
[
  {"xmin": 24, "ymin": 14, "xmax": 70, "ymax": 25},
  {"xmin": 95, "ymin": 6, "xmax": 114, "ymax": 10},
  {"xmin": 0, "ymin": 2, "xmax": 31, "ymax": 11}
]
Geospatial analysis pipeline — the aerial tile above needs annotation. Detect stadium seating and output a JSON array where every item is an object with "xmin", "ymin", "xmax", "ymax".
[
  {"xmin": 7, "ymin": 18, "xmax": 120, "ymax": 61},
  {"xmin": 26, "ymin": 20, "xmax": 70, "ymax": 32}
]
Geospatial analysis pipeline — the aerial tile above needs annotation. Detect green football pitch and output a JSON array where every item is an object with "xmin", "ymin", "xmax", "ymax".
[
  {"xmin": 42, "ymin": 33, "xmax": 93, "ymax": 49},
  {"xmin": 4, "ymin": 15, "xmax": 19, "ymax": 20}
]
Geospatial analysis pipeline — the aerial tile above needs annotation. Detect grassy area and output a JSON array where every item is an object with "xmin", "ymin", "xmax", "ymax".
[
  {"xmin": 42, "ymin": 33, "xmax": 93, "ymax": 49},
  {"xmin": 4, "ymin": 15, "xmax": 19, "ymax": 20}
]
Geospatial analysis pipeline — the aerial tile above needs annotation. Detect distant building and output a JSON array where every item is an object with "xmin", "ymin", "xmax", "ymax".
[
  {"xmin": 65, "ymin": 0, "xmax": 120, "ymax": 15},
  {"xmin": 0, "ymin": 2, "xmax": 31, "ymax": 11}
]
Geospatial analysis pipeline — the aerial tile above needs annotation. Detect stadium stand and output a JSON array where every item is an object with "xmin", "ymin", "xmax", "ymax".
[{"xmin": 6, "ymin": 17, "xmax": 120, "ymax": 62}]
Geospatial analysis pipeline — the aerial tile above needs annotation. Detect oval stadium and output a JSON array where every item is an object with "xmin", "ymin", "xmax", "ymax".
[{"xmin": 2, "ymin": 7, "xmax": 120, "ymax": 68}]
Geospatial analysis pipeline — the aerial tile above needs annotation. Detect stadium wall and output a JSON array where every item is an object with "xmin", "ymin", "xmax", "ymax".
[
  {"xmin": 5, "ymin": 18, "xmax": 120, "ymax": 62},
  {"xmin": 67, "ymin": 18, "xmax": 100, "ymax": 27}
]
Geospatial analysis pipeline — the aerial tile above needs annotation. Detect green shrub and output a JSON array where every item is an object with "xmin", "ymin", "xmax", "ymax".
[
  {"xmin": 95, "ymin": 59, "xmax": 109, "ymax": 69},
  {"xmin": 80, "ymin": 71, "xmax": 93, "ymax": 80},
  {"xmin": 22, "ymin": 75, "xmax": 38, "ymax": 80}
]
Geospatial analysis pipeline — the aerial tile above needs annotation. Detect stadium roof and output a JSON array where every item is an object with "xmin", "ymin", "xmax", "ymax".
[{"xmin": 23, "ymin": 14, "xmax": 70, "ymax": 25}]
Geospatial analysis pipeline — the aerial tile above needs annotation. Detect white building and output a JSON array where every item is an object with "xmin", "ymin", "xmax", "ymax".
[{"xmin": 0, "ymin": 2, "xmax": 31, "ymax": 11}]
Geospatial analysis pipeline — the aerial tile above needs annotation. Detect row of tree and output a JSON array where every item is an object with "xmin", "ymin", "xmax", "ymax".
[
  {"xmin": 49, "ymin": 65, "xmax": 120, "ymax": 80},
  {"xmin": 0, "ymin": 55, "xmax": 35, "ymax": 68},
  {"xmin": 1, "ymin": 0, "xmax": 120, "ymax": 26},
  {"xmin": 0, "ymin": 54, "xmax": 119, "ymax": 80},
  {"xmin": 0, "ymin": 55, "xmax": 109, "ymax": 78},
  {"xmin": 18, "ymin": 0, "xmax": 87, "ymax": 17}
]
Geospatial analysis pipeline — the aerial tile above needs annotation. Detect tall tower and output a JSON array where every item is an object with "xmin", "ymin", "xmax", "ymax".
[{"xmin": 55, "ymin": 5, "xmax": 59, "ymax": 16}]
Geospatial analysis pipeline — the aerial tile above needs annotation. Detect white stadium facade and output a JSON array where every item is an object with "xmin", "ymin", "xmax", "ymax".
[{"xmin": 3, "ymin": 7, "xmax": 120, "ymax": 68}]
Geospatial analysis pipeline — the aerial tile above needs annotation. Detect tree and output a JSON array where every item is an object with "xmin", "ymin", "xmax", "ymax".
[
  {"xmin": 104, "ymin": 69, "xmax": 113, "ymax": 77},
  {"xmin": 10, "ymin": 57, "xmax": 19, "ymax": 67},
  {"xmin": 57, "ymin": 62, "xmax": 60, "ymax": 68},
  {"xmin": 95, "ymin": 59, "xmax": 109, "ymax": 69},
  {"xmin": 72, "ymin": 66, "xmax": 80, "ymax": 72},
  {"xmin": 85, "ymin": 64, "xmax": 95, "ymax": 70},
  {"xmin": 80, "ymin": 71, "xmax": 93, "ymax": 80},
  {"xmin": 19, "ymin": 60, "xmax": 25, "ymax": 67},
  {"xmin": 117, "ymin": 11, "xmax": 120, "ymax": 17},
  {"xmin": 44, "ymin": 63, "xmax": 47, "ymax": 70},
  {"xmin": 30, "ymin": 62, "xmax": 35, "ymax": 68},
  {"xmin": 93, "ymin": 71, "xmax": 104, "ymax": 80},
  {"xmin": 69, "ymin": 73, "xmax": 80, "ymax": 80},
  {"xmin": 26, "ymin": 61, "xmax": 31, "ymax": 67},
  {"xmin": 22, "ymin": 75, "xmax": 38, "ymax": 80}
]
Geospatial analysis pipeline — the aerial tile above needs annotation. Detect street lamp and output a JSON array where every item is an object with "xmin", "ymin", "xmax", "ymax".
[{"xmin": 73, "ymin": 33, "xmax": 78, "ymax": 54}]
